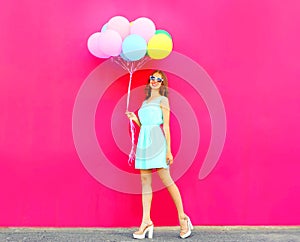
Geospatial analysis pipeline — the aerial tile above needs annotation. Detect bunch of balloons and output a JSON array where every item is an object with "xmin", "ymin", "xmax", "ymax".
[{"xmin": 87, "ymin": 16, "xmax": 173, "ymax": 61}]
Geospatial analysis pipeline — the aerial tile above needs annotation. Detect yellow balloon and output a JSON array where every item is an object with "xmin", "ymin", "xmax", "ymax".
[{"xmin": 147, "ymin": 34, "xmax": 173, "ymax": 59}]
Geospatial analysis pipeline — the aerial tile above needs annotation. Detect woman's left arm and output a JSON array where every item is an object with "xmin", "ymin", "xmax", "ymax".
[{"xmin": 161, "ymin": 97, "xmax": 174, "ymax": 165}]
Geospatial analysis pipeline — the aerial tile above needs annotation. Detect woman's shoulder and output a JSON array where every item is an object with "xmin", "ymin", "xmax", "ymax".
[
  {"xmin": 159, "ymin": 96, "xmax": 169, "ymax": 109},
  {"xmin": 159, "ymin": 95, "xmax": 168, "ymax": 101},
  {"xmin": 160, "ymin": 95, "xmax": 168, "ymax": 100}
]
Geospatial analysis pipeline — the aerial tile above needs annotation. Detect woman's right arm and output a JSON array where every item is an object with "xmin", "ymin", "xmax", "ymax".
[{"xmin": 125, "ymin": 111, "xmax": 141, "ymax": 127}]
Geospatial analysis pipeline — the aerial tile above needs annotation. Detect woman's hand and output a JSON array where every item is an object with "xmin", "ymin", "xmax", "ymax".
[
  {"xmin": 166, "ymin": 151, "xmax": 174, "ymax": 165},
  {"xmin": 125, "ymin": 111, "xmax": 140, "ymax": 126},
  {"xmin": 125, "ymin": 111, "xmax": 137, "ymax": 120}
]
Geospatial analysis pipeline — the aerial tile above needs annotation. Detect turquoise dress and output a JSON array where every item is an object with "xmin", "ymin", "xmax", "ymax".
[{"xmin": 135, "ymin": 96, "xmax": 169, "ymax": 169}]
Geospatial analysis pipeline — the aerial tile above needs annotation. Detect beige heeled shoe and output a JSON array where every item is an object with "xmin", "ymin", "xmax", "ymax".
[
  {"xmin": 133, "ymin": 221, "xmax": 154, "ymax": 239},
  {"xmin": 180, "ymin": 216, "xmax": 193, "ymax": 239}
]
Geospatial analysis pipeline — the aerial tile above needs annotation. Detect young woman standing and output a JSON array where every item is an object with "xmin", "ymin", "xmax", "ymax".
[{"xmin": 126, "ymin": 70, "xmax": 193, "ymax": 239}]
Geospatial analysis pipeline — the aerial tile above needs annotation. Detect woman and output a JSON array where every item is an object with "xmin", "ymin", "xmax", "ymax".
[{"xmin": 126, "ymin": 70, "xmax": 193, "ymax": 239}]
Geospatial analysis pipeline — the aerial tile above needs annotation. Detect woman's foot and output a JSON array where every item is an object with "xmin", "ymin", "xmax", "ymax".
[
  {"xmin": 179, "ymin": 216, "xmax": 193, "ymax": 239},
  {"xmin": 133, "ymin": 220, "xmax": 154, "ymax": 239}
]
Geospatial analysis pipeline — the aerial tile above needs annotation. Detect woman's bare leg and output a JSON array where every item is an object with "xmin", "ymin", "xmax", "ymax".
[
  {"xmin": 157, "ymin": 168, "xmax": 189, "ymax": 234},
  {"xmin": 135, "ymin": 169, "xmax": 153, "ymax": 234}
]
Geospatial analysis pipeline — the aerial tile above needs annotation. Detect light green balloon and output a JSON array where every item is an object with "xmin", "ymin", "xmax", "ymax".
[{"xmin": 155, "ymin": 29, "xmax": 172, "ymax": 39}]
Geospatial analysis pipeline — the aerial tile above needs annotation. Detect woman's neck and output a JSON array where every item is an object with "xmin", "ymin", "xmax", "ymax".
[{"xmin": 150, "ymin": 89, "xmax": 160, "ymax": 97}]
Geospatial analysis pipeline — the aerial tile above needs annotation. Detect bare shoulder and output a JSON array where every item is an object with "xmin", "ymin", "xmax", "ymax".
[
  {"xmin": 160, "ymin": 96, "xmax": 170, "ymax": 109},
  {"xmin": 160, "ymin": 96, "xmax": 169, "ymax": 103},
  {"xmin": 160, "ymin": 96, "xmax": 169, "ymax": 102}
]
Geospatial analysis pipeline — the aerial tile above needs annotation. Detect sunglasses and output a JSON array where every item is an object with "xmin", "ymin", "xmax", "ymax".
[{"xmin": 150, "ymin": 75, "xmax": 163, "ymax": 83}]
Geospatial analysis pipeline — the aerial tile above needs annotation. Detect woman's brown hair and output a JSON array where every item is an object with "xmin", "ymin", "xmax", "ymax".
[{"xmin": 145, "ymin": 70, "xmax": 169, "ymax": 99}]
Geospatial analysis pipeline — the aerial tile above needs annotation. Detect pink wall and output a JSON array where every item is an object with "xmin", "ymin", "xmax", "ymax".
[{"xmin": 0, "ymin": 0, "xmax": 299, "ymax": 226}]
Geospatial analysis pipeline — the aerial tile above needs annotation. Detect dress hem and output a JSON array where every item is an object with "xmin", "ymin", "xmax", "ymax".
[{"xmin": 135, "ymin": 166, "xmax": 169, "ymax": 170}]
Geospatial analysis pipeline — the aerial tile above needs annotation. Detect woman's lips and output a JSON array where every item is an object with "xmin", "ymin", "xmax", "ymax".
[{"xmin": 151, "ymin": 82, "xmax": 159, "ymax": 87}]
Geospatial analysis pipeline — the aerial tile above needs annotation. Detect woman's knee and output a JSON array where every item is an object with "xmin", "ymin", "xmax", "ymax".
[
  {"xmin": 158, "ymin": 168, "xmax": 174, "ymax": 187},
  {"xmin": 141, "ymin": 173, "xmax": 152, "ymax": 186}
]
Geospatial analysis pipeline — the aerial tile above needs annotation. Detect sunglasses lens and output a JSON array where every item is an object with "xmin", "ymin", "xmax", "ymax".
[{"xmin": 150, "ymin": 76, "xmax": 163, "ymax": 82}]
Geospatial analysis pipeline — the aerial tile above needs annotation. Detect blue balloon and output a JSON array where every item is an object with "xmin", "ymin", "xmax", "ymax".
[
  {"xmin": 101, "ymin": 23, "xmax": 108, "ymax": 32},
  {"xmin": 120, "ymin": 51, "xmax": 130, "ymax": 61},
  {"xmin": 122, "ymin": 34, "xmax": 147, "ymax": 61}
]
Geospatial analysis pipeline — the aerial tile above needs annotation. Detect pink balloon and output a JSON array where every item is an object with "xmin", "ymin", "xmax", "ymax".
[
  {"xmin": 107, "ymin": 16, "xmax": 130, "ymax": 39},
  {"xmin": 87, "ymin": 32, "xmax": 110, "ymax": 58},
  {"xmin": 98, "ymin": 29, "xmax": 122, "ymax": 56},
  {"xmin": 130, "ymin": 17, "xmax": 156, "ymax": 42}
]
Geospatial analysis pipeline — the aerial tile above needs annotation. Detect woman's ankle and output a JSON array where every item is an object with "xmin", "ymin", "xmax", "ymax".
[
  {"xmin": 141, "ymin": 219, "xmax": 152, "ymax": 224},
  {"xmin": 178, "ymin": 213, "xmax": 187, "ymax": 220}
]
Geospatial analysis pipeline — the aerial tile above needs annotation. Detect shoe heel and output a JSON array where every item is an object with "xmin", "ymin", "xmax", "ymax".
[
  {"xmin": 133, "ymin": 223, "xmax": 154, "ymax": 239},
  {"xmin": 147, "ymin": 225, "xmax": 154, "ymax": 239},
  {"xmin": 188, "ymin": 218, "xmax": 194, "ymax": 230},
  {"xmin": 180, "ymin": 216, "xmax": 193, "ymax": 239}
]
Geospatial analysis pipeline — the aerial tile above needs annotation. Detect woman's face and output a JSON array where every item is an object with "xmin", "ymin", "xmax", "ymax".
[{"xmin": 149, "ymin": 72, "xmax": 163, "ymax": 90}]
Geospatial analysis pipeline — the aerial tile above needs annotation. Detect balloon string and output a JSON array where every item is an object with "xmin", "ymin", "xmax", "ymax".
[
  {"xmin": 111, "ymin": 56, "xmax": 151, "ymax": 166},
  {"xmin": 128, "ymin": 119, "xmax": 136, "ymax": 166},
  {"xmin": 126, "ymin": 71, "xmax": 135, "ymax": 166},
  {"xmin": 126, "ymin": 71, "xmax": 133, "ymax": 111}
]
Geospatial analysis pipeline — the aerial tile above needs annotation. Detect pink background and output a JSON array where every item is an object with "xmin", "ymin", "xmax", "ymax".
[{"xmin": 0, "ymin": 0, "xmax": 299, "ymax": 226}]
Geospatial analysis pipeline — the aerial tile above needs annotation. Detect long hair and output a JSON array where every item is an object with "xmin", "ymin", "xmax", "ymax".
[{"xmin": 145, "ymin": 70, "xmax": 169, "ymax": 100}]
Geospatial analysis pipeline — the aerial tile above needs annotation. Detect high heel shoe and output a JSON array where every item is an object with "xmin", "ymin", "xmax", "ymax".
[
  {"xmin": 133, "ymin": 221, "xmax": 154, "ymax": 239},
  {"xmin": 180, "ymin": 216, "xmax": 193, "ymax": 239}
]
